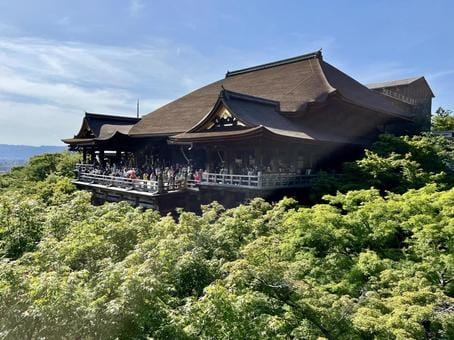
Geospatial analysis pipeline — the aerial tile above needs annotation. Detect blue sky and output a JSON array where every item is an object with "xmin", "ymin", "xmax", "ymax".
[{"xmin": 0, "ymin": 0, "xmax": 453, "ymax": 145}]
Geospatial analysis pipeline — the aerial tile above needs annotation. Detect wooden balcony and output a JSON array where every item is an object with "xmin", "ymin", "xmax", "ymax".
[{"xmin": 74, "ymin": 165, "xmax": 315, "ymax": 195}]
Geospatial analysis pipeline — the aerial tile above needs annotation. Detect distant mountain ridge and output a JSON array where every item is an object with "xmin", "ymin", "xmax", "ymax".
[{"xmin": 0, "ymin": 144, "xmax": 66, "ymax": 160}]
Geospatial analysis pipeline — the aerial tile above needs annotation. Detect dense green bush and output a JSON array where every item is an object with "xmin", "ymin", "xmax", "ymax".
[
  {"xmin": 311, "ymin": 133, "xmax": 454, "ymax": 199},
  {"xmin": 0, "ymin": 144, "xmax": 452, "ymax": 339}
]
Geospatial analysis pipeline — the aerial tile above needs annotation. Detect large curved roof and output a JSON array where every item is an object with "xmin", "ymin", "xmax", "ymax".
[{"xmin": 130, "ymin": 51, "xmax": 414, "ymax": 137}]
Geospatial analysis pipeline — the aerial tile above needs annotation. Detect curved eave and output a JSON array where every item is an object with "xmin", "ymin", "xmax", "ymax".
[
  {"xmin": 93, "ymin": 131, "xmax": 132, "ymax": 146},
  {"xmin": 169, "ymin": 126, "xmax": 265, "ymax": 144},
  {"xmin": 62, "ymin": 131, "xmax": 132, "ymax": 146},
  {"xmin": 62, "ymin": 138, "xmax": 95, "ymax": 146},
  {"xmin": 169, "ymin": 125, "xmax": 365, "ymax": 146}
]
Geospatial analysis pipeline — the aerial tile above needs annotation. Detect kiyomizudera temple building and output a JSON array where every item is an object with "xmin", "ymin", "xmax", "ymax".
[{"xmin": 63, "ymin": 51, "xmax": 434, "ymax": 213}]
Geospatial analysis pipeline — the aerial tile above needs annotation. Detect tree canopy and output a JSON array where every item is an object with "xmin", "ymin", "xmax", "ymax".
[
  {"xmin": 432, "ymin": 107, "xmax": 454, "ymax": 132},
  {"xmin": 0, "ymin": 138, "xmax": 453, "ymax": 339}
]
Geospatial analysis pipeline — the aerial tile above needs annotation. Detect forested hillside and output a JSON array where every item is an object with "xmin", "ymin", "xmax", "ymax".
[{"xmin": 0, "ymin": 135, "xmax": 453, "ymax": 339}]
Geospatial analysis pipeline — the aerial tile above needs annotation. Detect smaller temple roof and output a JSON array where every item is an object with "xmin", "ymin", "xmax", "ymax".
[
  {"xmin": 62, "ymin": 112, "xmax": 140, "ymax": 145},
  {"xmin": 81, "ymin": 112, "xmax": 140, "ymax": 138},
  {"xmin": 367, "ymin": 76, "xmax": 435, "ymax": 97}
]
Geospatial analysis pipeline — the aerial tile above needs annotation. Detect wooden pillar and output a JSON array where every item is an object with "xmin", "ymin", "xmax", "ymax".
[
  {"xmin": 225, "ymin": 148, "xmax": 234, "ymax": 174},
  {"xmin": 99, "ymin": 150, "xmax": 105, "ymax": 167},
  {"xmin": 158, "ymin": 173, "xmax": 164, "ymax": 194},
  {"xmin": 90, "ymin": 149, "xmax": 95, "ymax": 164},
  {"xmin": 82, "ymin": 147, "xmax": 87, "ymax": 163},
  {"xmin": 309, "ymin": 147, "xmax": 314, "ymax": 169},
  {"xmin": 134, "ymin": 151, "xmax": 140, "ymax": 168},
  {"xmin": 271, "ymin": 148, "xmax": 278, "ymax": 172},
  {"xmin": 255, "ymin": 141, "xmax": 263, "ymax": 171},
  {"xmin": 205, "ymin": 147, "xmax": 211, "ymax": 172},
  {"xmin": 289, "ymin": 145, "xmax": 297, "ymax": 172}
]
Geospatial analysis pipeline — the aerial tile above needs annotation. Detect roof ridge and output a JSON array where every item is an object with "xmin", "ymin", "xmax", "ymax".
[
  {"xmin": 366, "ymin": 76, "xmax": 423, "ymax": 88},
  {"xmin": 85, "ymin": 112, "xmax": 140, "ymax": 121},
  {"xmin": 225, "ymin": 50, "xmax": 322, "ymax": 77}
]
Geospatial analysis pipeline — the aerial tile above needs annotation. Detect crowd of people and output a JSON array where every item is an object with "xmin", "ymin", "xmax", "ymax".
[{"xmin": 82, "ymin": 161, "xmax": 208, "ymax": 186}]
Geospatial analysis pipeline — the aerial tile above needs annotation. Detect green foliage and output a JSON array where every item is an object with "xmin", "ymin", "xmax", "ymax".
[
  {"xmin": 0, "ymin": 192, "xmax": 45, "ymax": 259},
  {"xmin": 311, "ymin": 133, "xmax": 454, "ymax": 198},
  {"xmin": 432, "ymin": 107, "xmax": 454, "ymax": 131},
  {"xmin": 25, "ymin": 151, "xmax": 79, "ymax": 181},
  {"xmin": 0, "ymin": 145, "xmax": 452, "ymax": 339}
]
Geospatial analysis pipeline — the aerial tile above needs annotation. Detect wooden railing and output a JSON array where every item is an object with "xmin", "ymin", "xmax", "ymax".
[
  {"xmin": 76, "ymin": 172, "xmax": 187, "ymax": 193},
  {"xmin": 259, "ymin": 173, "xmax": 314, "ymax": 188},
  {"xmin": 200, "ymin": 172, "xmax": 314, "ymax": 189},
  {"xmin": 75, "ymin": 163, "xmax": 94, "ymax": 172},
  {"xmin": 201, "ymin": 173, "xmax": 260, "ymax": 187},
  {"xmin": 186, "ymin": 179, "xmax": 199, "ymax": 189},
  {"xmin": 78, "ymin": 172, "xmax": 159, "ymax": 192},
  {"xmin": 75, "ymin": 166, "xmax": 315, "ymax": 193}
]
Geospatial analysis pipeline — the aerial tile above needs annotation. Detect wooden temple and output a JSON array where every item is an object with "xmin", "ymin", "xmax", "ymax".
[{"xmin": 63, "ymin": 51, "xmax": 434, "ymax": 212}]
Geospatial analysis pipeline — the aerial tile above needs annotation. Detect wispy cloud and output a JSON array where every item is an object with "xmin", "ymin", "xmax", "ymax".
[
  {"xmin": 129, "ymin": 0, "xmax": 145, "ymax": 17},
  {"xmin": 429, "ymin": 69, "xmax": 454, "ymax": 80},
  {"xmin": 0, "ymin": 36, "xmax": 218, "ymax": 145}
]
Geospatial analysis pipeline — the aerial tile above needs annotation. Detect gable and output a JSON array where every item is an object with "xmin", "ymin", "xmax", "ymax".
[
  {"xmin": 407, "ymin": 77, "xmax": 435, "ymax": 99},
  {"xmin": 74, "ymin": 118, "xmax": 96, "ymax": 139},
  {"xmin": 367, "ymin": 77, "xmax": 434, "ymax": 106},
  {"xmin": 197, "ymin": 104, "xmax": 248, "ymax": 132}
]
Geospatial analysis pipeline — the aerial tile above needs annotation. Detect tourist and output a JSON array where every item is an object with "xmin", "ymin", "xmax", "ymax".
[{"xmin": 193, "ymin": 170, "xmax": 201, "ymax": 183}]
